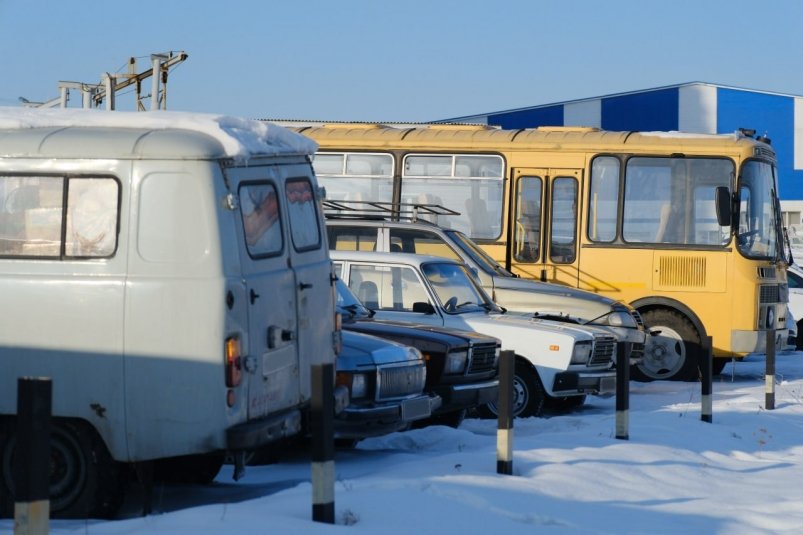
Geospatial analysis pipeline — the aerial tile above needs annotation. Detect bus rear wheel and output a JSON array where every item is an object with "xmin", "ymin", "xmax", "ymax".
[{"xmin": 633, "ymin": 309, "xmax": 701, "ymax": 382}]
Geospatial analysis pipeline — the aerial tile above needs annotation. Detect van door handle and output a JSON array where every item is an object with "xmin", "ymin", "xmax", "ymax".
[
  {"xmin": 299, "ymin": 282, "xmax": 313, "ymax": 291},
  {"xmin": 250, "ymin": 289, "xmax": 260, "ymax": 304}
]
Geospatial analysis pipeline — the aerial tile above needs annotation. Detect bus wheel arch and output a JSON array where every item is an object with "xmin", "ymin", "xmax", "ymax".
[{"xmin": 631, "ymin": 298, "xmax": 706, "ymax": 382}]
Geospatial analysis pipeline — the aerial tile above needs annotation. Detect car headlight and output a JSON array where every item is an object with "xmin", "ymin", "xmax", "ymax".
[
  {"xmin": 445, "ymin": 350, "xmax": 468, "ymax": 374},
  {"xmin": 570, "ymin": 341, "xmax": 593, "ymax": 365},
  {"xmin": 604, "ymin": 310, "xmax": 638, "ymax": 328},
  {"xmin": 336, "ymin": 372, "xmax": 368, "ymax": 399},
  {"xmin": 350, "ymin": 373, "xmax": 368, "ymax": 399}
]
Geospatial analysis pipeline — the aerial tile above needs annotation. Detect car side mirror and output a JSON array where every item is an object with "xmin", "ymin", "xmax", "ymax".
[
  {"xmin": 412, "ymin": 302, "xmax": 436, "ymax": 315},
  {"xmin": 715, "ymin": 186, "xmax": 732, "ymax": 227}
]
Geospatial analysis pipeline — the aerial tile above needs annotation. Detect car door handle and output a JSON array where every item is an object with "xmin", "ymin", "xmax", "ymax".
[
  {"xmin": 250, "ymin": 289, "xmax": 260, "ymax": 304},
  {"xmin": 299, "ymin": 282, "xmax": 313, "ymax": 291}
]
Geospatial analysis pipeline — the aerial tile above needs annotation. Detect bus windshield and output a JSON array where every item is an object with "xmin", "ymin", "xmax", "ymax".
[{"xmin": 737, "ymin": 160, "xmax": 781, "ymax": 260}]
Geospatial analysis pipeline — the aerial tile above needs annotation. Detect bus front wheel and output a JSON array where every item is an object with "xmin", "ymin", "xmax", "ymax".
[{"xmin": 633, "ymin": 309, "xmax": 701, "ymax": 382}]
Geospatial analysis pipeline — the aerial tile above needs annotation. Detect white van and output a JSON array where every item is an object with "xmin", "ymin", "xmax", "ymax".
[{"xmin": 0, "ymin": 108, "xmax": 342, "ymax": 518}]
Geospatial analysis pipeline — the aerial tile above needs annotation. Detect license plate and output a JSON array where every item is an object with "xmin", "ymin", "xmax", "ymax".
[{"xmin": 401, "ymin": 397, "xmax": 431, "ymax": 422}]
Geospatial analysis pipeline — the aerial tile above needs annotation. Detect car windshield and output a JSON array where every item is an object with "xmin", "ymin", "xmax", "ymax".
[
  {"xmin": 421, "ymin": 262, "xmax": 493, "ymax": 313},
  {"xmin": 335, "ymin": 278, "xmax": 372, "ymax": 319},
  {"xmin": 445, "ymin": 229, "xmax": 513, "ymax": 277}
]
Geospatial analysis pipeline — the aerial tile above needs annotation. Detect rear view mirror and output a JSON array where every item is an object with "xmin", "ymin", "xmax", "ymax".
[
  {"xmin": 412, "ymin": 302, "xmax": 436, "ymax": 315},
  {"xmin": 715, "ymin": 186, "xmax": 732, "ymax": 227}
]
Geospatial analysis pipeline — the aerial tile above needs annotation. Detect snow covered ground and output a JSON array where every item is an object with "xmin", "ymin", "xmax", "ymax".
[{"xmin": 5, "ymin": 352, "xmax": 803, "ymax": 534}]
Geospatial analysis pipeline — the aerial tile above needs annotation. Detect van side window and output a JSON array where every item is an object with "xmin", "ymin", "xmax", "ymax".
[
  {"xmin": 286, "ymin": 178, "xmax": 321, "ymax": 250},
  {"xmin": 240, "ymin": 183, "xmax": 283, "ymax": 257},
  {"xmin": 0, "ymin": 175, "xmax": 119, "ymax": 258}
]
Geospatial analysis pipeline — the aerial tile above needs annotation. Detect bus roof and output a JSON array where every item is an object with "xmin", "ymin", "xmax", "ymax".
[
  {"xmin": 289, "ymin": 122, "xmax": 771, "ymax": 157},
  {"xmin": 0, "ymin": 107, "xmax": 318, "ymax": 162}
]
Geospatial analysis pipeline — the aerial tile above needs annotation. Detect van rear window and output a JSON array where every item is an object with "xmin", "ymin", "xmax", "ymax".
[{"xmin": 0, "ymin": 176, "xmax": 119, "ymax": 259}]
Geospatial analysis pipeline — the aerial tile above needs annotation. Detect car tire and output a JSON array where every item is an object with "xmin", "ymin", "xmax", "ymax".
[
  {"xmin": 0, "ymin": 419, "xmax": 124, "ymax": 519},
  {"xmin": 477, "ymin": 360, "xmax": 545, "ymax": 418}
]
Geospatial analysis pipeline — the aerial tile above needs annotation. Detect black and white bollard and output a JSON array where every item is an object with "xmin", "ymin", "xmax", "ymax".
[
  {"xmin": 700, "ymin": 336, "xmax": 713, "ymax": 423},
  {"xmin": 310, "ymin": 363, "xmax": 335, "ymax": 524},
  {"xmin": 496, "ymin": 350, "xmax": 515, "ymax": 475},
  {"xmin": 14, "ymin": 377, "xmax": 52, "ymax": 535},
  {"xmin": 765, "ymin": 329, "xmax": 776, "ymax": 410},
  {"xmin": 615, "ymin": 343, "xmax": 630, "ymax": 440}
]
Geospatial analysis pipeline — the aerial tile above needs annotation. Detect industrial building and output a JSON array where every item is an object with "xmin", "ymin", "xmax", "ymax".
[{"xmin": 444, "ymin": 82, "xmax": 803, "ymax": 226}]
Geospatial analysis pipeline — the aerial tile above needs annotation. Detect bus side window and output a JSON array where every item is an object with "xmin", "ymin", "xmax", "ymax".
[{"xmin": 514, "ymin": 176, "xmax": 542, "ymax": 262}]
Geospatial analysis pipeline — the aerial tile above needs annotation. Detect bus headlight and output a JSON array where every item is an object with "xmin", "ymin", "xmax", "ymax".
[
  {"xmin": 767, "ymin": 307, "xmax": 776, "ymax": 329},
  {"xmin": 571, "ymin": 341, "xmax": 593, "ymax": 365}
]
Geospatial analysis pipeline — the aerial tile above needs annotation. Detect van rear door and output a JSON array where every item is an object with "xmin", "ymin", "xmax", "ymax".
[
  {"xmin": 229, "ymin": 166, "xmax": 301, "ymax": 421},
  {"xmin": 284, "ymin": 174, "xmax": 336, "ymax": 402}
]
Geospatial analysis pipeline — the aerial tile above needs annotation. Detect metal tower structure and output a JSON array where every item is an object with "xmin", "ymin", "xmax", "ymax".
[{"xmin": 22, "ymin": 51, "xmax": 188, "ymax": 111}]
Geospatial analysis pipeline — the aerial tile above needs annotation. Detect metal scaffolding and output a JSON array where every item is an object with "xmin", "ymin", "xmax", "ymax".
[{"xmin": 21, "ymin": 51, "xmax": 188, "ymax": 111}]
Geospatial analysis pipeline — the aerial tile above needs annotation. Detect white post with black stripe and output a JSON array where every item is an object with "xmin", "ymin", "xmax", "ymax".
[
  {"xmin": 14, "ymin": 377, "xmax": 52, "ymax": 535},
  {"xmin": 615, "ymin": 343, "xmax": 630, "ymax": 440},
  {"xmin": 765, "ymin": 329, "xmax": 776, "ymax": 410},
  {"xmin": 700, "ymin": 336, "xmax": 713, "ymax": 423},
  {"xmin": 310, "ymin": 363, "xmax": 335, "ymax": 524},
  {"xmin": 496, "ymin": 350, "xmax": 514, "ymax": 475}
]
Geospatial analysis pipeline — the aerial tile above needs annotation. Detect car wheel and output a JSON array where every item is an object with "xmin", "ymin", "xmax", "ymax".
[
  {"xmin": 633, "ymin": 309, "xmax": 701, "ymax": 382},
  {"xmin": 477, "ymin": 360, "xmax": 545, "ymax": 418},
  {"xmin": 0, "ymin": 419, "xmax": 124, "ymax": 519}
]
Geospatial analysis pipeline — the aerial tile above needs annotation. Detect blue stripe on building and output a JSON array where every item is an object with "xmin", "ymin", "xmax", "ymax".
[{"xmin": 601, "ymin": 87, "xmax": 679, "ymax": 132}]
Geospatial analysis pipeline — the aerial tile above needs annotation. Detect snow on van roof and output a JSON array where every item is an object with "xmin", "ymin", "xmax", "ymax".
[{"xmin": 0, "ymin": 107, "xmax": 318, "ymax": 161}]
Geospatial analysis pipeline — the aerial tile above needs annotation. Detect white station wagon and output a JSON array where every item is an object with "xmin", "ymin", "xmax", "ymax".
[{"xmin": 331, "ymin": 250, "xmax": 617, "ymax": 417}]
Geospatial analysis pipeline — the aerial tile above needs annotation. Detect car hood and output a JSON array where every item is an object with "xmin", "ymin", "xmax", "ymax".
[
  {"xmin": 338, "ymin": 330, "xmax": 419, "ymax": 368},
  {"xmin": 455, "ymin": 310, "xmax": 604, "ymax": 342},
  {"xmin": 492, "ymin": 276, "xmax": 616, "ymax": 319},
  {"xmin": 346, "ymin": 318, "xmax": 499, "ymax": 346}
]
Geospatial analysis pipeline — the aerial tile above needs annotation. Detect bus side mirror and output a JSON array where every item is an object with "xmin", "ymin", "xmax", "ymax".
[
  {"xmin": 715, "ymin": 186, "xmax": 732, "ymax": 227},
  {"xmin": 412, "ymin": 302, "xmax": 436, "ymax": 315}
]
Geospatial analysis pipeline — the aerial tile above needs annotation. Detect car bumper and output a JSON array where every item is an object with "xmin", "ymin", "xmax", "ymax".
[
  {"xmin": 335, "ymin": 394, "xmax": 442, "ymax": 439},
  {"xmin": 433, "ymin": 379, "xmax": 499, "ymax": 414},
  {"xmin": 551, "ymin": 370, "xmax": 617, "ymax": 396}
]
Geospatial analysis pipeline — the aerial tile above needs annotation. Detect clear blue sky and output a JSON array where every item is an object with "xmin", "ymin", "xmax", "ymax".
[{"xmin": 1, "ymin": 0, "xmax": 802, "ymax": 122}]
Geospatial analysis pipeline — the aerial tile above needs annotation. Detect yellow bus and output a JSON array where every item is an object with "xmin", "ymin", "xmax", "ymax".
[{"xmin": 292, "ymin": 123, "xmax": 788, "ymax": 381}]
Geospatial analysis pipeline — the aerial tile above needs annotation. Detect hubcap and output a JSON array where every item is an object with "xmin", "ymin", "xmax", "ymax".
[{"xmin": 639, "ymin": 324, "xmax": 686, "ymax": 379}]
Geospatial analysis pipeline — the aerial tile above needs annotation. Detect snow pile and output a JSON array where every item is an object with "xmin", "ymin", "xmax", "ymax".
[{"xmin": 0, "ymin": 106, "xmax": 318, "ymax": 161}]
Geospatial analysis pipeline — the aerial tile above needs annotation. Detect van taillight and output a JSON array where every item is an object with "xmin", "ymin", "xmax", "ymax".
[{"xmin": 225, "ymin": 336, "xmax": 242, "ymax": 387}]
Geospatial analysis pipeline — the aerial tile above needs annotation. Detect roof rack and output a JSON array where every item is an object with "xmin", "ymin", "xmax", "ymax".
[{"xmin": 321, "ymin": 199, "xmax": 460, "ymax": 222}]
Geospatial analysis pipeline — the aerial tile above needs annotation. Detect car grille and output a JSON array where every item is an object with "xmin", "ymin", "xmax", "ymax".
[
  {"xmin": 377, "ymin": 363, "xmax": 426, "ymax": 400},
  {"xmin": 467, "ymin": 343, "xmax": 498, "ymax": 374},
  {"xmin": 589, "ymin": 335, "xmax": 617, "ymax": 366}
]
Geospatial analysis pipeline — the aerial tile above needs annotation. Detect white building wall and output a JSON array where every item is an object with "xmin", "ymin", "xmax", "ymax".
[
  {"xmin": 795, "ymin": 97, "xmax": 803, "ymax": 171},
  {"xmin": 563, "ymin": 99, "xmax": 601, "ymax": 128},
  {"xmin": 679, "ymin": 84, "xmax": 717, "ymax": 133}
]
